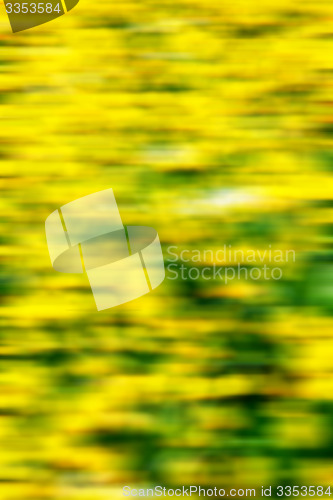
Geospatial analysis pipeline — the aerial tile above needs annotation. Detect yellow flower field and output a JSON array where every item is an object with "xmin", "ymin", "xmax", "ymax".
[{"xmin": 0, "ymin": 0, "xmax": 332, "ymax": 498}]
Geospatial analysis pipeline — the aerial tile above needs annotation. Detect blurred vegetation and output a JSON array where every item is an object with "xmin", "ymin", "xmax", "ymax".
[{"xmin": 0, "ymin": 0, "xmax": 332, "ymax": 498}]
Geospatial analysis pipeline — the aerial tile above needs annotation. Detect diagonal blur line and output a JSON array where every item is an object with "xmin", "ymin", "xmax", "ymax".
[
  {"xmin": 78, "ymin": 243, "xmax": 86, "ymax": 273},
  {"xmin": 58, "ymin": 208, "xmax": 71, "ymax": 247},
  {"xmin": 124, "ymin": 226, "xmax": 132, "ymax": 256},
  {"xmin": 60, "ymin": 0, "xmax": 68, "ymax": 13},
  {"xmin": 139, "ymin": 251, "xmax": 153, "ymax": 292}
]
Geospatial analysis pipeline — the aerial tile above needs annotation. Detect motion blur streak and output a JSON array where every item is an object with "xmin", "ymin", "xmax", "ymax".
[{"xmin": 0, "ymin": 0, "xmax": 332, "ymax": 499}]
